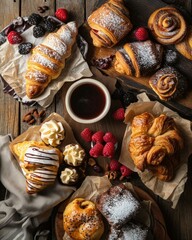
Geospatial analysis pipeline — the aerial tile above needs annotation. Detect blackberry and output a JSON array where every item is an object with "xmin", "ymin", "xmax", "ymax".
[
  {"xmin": 28, "ymin": 13, "xmax": 43, "ymax": 25},
  {"xmin": 33, "ymin": 25, "xmax": 46, "ymax": 38},
  {"xmin": 164, "ymin": 49, "xmax": 178, "ymax": 66},
  {"xmin": 121, "ymin": 91, "xmax": 137, "ymax": 108},
  {"xmin": 92, "ymin": 55, "xmax": 114, "ymax": 69},
  {"xmin": 43, "ymin": 19, "xmax": 57, "ymax": 32},
  {"xmin": 18, "ymin": 42, "xmax": 33, "ymax": 55}
]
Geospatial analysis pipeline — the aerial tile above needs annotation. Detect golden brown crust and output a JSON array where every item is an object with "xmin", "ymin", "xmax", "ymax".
[
  {"xmin": 63, "ymin": 198, "xmax": 104, "ymax": 240},
  {"xmin": 88, "ymin": 0, "xmax": 132, "ymax": 48},
  {"xmin": 148, "ymin": 7, "xmax": 187, "ymax": 45},
  {"xmin": 128, "ymin": 112, "xmax": 183, "ymax": 181},
  {"xmin": 114, "ymin": 40, "xmax": 163, "ymax": 77},
  {"xmin": 25, "ymin": 22, "xmax": 78, "ymax": 99}
]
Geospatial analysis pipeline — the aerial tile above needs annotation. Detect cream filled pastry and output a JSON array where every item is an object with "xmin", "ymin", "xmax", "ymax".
[
  {"xmin": 63, "ymin": 144, "xmax": 85, "ymax": 166},
  {"xmin": 60, "ymin": 167, "xmax": 79, "ymax": 185},
  {"xmin": 39, "ymin": 120, "xmax": 65, "ymax": 146}
]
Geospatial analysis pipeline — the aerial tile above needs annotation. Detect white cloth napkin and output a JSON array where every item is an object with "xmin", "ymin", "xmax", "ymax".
[{"xmin": 0, "ymin": 135, "xmax": 75, "ymax": 240}]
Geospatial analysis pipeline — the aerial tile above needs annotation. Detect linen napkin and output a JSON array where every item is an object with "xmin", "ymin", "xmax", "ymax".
[{"xmin": 0, "ymin": 135, "xmax": 75, "ymax": 240}]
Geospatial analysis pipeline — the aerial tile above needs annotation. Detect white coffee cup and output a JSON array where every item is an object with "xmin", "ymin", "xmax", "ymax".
[{"xmin": 65, "ymin": 78, "xmax": 111, "ymax": 124}]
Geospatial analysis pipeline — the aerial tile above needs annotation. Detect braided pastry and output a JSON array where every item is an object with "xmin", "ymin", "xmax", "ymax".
[
  {"xmin": 25, "ymin": 22, "xmax": 78, "ymax": 99},
  {"xmin": 63, "ymin": 198, "xmax": 104, "ymax": 240},
  {"xmin": 88, "ymin": 0, "xmax": 132, "ymax": 48},
  {"xmin": 148, "ymin": 7, "xmax": 187, "ymax": 45},
  {"xmin": 149, "ymin": 67, "xmax": 187, "ymax": 101},
  {"xmin": 12, "ymin": 141, "xmax": 62, "ymax": 194},
  {"xmin": 128, "ymin": 112, "xmax": 183, "ymax": 181},
  {"xmin": 176, "ymin": 26, "xmax": 192, "ymax": 60},
  {"xmin": 114, "ymin": 40, "xmax": 163, "ymax": 77}
]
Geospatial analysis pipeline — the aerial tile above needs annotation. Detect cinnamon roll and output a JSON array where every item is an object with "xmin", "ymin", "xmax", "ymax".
[
  {"xmin": 148, "ymin": 7, "xmax": 187, "ymax": 45},
  {"xmin": 88, "ymin": 0, "xmax": 132, "ymax": 48},
  {"xmin": 149, "ymin": 67, "xmax": 187, "ymax": 101},
  {"xmin": 176, "ymin": 26, "xmax": 192, "ymax": 60}
]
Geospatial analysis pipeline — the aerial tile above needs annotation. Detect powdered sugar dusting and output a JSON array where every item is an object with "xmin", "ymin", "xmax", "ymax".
[
  {"xmin": 58, "ymin": 27, "xmax": 73, "ymax": 45},
  {"xmin": 35, "ymin": 44, "xmax": 62, "ymax": 62},
  {"xmin": 43, "ymin": 34, "xmax": 67, "ymax": 56},
  {"xmin": 25, "ymin": 70, "xmax": 49, "ymax": 83},
  {"xmin": 30, "ymin": 53, "xmax": 58, "ymax": 71}
]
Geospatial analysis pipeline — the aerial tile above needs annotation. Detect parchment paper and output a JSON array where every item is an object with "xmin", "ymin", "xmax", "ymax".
[
  {"xmin": 119, "ymin": 93, "xmax": 192, "ymax": 208},
  {"xmin": 0, "ymin": 26, "xmax": 92, "ymax": 108}
]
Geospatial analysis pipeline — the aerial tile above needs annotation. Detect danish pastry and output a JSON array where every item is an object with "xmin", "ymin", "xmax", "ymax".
[
  {"xmin": 175, "ymin": 26, "xmax": 192, "ymax": 60},
  {"xmin": 63, "ymin": 198, "xmax": 104, "ymax": 240},
  {"xmin": 149, "ymin": 67, "xmax": 187, "ymax": 101},
  {"xmin": 114, "ymin": 40, "xmax": 163, "ymax": 77},
  {"xmin": 25, "ymin": 21, "xmax": 78, "ymax": 98},
  {"xmin": 88, "ymin": 0, "xmax": 132, "ymax": 48},
  {"xmin": 128, "ymin": 112, "xmax": 183, "ymax": 181},
  {"xmin": 12, "ymin": 141, "xmax": 62, "ymax": 194},
  {"xmin": 148, "ymin": 7, "xmax": 187, "ymax": 45}
]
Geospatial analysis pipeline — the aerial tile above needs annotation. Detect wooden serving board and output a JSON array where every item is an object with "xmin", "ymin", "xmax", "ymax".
[
  {"xmin": 54, "ymin": 185, "xmax": 170, "ymax": 240},
  {"xmin": 80, "ymin": 0, "xmax": 192, "ymax": 119}
]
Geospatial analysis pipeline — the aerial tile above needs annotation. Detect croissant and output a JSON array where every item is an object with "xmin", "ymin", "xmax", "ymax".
[
  {"xmin": 87, "ymin": 0, "xmax": 132, "ymax": 48},
  {"xmin": 114, "ymin": 40, "xmax": 163, "ymax": 77},
  {"xmin": 128, "ymin": 112, "xmax": 183, "ymax": 181},
  {"xmin": 25, "ymin": 21, "xmax": 78, "ymax": 99},
  {"xmin": 175, "ymin": 26, "xmax": 192, "ymax": 60},
  {"xmin": 148, "ymin": 7, "xmax": 187, "ymax": 45},
  {"xmin": 149, "ymin": 67, "xmax": 187, "ymax": 101},
  {"xmin": 12, "ymin": 141, "xmax": 62, "ymax": 194}
]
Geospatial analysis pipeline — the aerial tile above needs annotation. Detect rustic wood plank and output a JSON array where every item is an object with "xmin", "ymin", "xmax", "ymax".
[{"xmin": 19, "ymin": 0, "xmax": 56, "ymax": 133}]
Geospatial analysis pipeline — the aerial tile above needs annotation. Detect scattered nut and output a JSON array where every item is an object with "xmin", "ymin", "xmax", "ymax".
[
  {"xmin": 22, "ymin": 108, "xmax": 46, "ymax": 125},
  {"xmin": 37, "ymin": 6, "xmax": 45, "ymax": 13},
  {"xmin": 22, "ymin": 113, "xmax": 33, "ymax": 122},
  {"xmin": 39, "ymin": 110, "xmax": 46, "ymax": 118},
  {"xmin": 105, "ymin": 170, "xmax": 118, "ymax": 180},
  {"xmin": 42, "ymin": 6, "xmax": 49, "ymax": 11},
  {"xmin": 28, "ymin": 118, "xmax": 36, "ymax": 125},
  {"xmin": 33, "ymin": 109, "xmax": 39, "ymax": 118},
  {"xmin": 88, "ymin": 158, "xmax": 96, "ymax": 167}
]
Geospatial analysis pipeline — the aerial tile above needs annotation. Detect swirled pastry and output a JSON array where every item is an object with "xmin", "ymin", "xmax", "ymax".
[
  {"xmin": 148, "ymin": 7, "xmax": 187, "ymax": 45},
  {"xmin": 176, "ymin": 26, "xmax": 192, "ymax": 60},
  {"xmin": 114, "ymin": 40, "xmax": 163, "ymax": 77},
  {"xmin": 88, "ymin": 0, "xmax": 132, "ymax": 48},
  {"xmin": 63, "ymin": 144, "xmax": 86, "ymax": 166},
  {"xmin": 12, "ymin": 141, "xmax": 62, "ymax": 194},
  {"xmin": 128, "ymin": 112, "xmax": 183, "ymax": 181},
  {"xmin": 149, "ymin": 67, "xmax": 187, "ymax": 101},
  {"xmin": 25, "ymin": 22, "xmax": 78, "ymax": 98},
  {"xmin": 63, "ymin": 198, "xmax": 104, "ymax": 240}
]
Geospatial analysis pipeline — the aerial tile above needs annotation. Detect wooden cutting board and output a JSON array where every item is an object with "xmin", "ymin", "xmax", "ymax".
[
  {"xmin": 80, "ymin": 0, "xmax": 192, "ymax": 119},
  {"xmin": 54, "ymin": 185, "xmax": 170, "ymax": 240}
]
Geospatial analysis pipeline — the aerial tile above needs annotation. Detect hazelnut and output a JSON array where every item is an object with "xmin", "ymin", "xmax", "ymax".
[
  {"xmin": 22, "ymin": 113, "xmax": 33, "ymax": 122},
  {"xmin": 28, "ymin": 118, "xmax": 36, "ymax": 125},
  {"xmin": 33, "ymin": 109, "xmax": 39, "ymax": 118},
  {"xmin": 88, "ymin": 158, "xmax": 96, "ymax": 167}
]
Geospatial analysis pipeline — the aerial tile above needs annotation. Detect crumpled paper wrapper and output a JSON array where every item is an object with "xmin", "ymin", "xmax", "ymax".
[
  {"xmin": 61, "ymin": 176, "xmax": 155, "ymax": 240},
  {"xmin": 119, "ymin": 93, "xmax": 192, "ymax": 208},
  {"xmin": 0, "ymin": 27, "xmax": 92, "ymax": 108}
]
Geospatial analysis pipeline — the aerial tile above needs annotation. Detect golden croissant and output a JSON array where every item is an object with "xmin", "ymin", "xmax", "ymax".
[
  {"xmin": 12, "ymin": 141, "xmax": 62, "ymax": 194},
  {"xmin": 128, "ymin": 112, "xmax": 183, "ymax": 181},
  {"xmin": 25, "ymin": 22, "xmax": 78, "ymax": 99}
]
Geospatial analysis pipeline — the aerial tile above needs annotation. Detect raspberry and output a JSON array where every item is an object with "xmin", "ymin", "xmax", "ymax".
[
  {"xmin": 92, "ymin": 131, "xmax": 104, "ymax": 143},
  {"xmin": 103, "ymin": 132, "xmax": 117, "ymax": 144},
  {"xmin": 28, "ymin": 13, "xmax": 43, "ymax": 25},
  {"xmin": 80, "ymin": 128, "xmax": 92, "ymax": 142},
  {"xmin": 134, "ymin": 27, "xmax": 149, "ymax": 41},
  {"xmin": 43, "ymin": 19, "xmax": 57, "ymax": 32},
  {"xmin": 103, "ymin": 142, "xmax": 115, "ymax": 158},
  {"xmin": 33, "ymin": 25, "xmax": 46, "ymax": 38},
  {"xmin": 18, "ymin": 42, "xmax": 33, "ymax": 55},
  {"xmin": 109, "ymin": 159, "xmax": 121, "ymax": 171},
  {"xmin": 112, "ymin": 108, "xmax": 125, "ymax": 121},
  {"xmin": 120, "ymin": 165, "xmax": 132, "ymax": 177},
  {"xmin": 89, "ymin": 143, "xmax": 104, "ymax": 158},
  {"xmin": 7, "ymin": 31, "xmax": 23, "ymax": 44},
  {"xmin": 55, "ymin": 8, "xmax": 68, "ymax": 22}
]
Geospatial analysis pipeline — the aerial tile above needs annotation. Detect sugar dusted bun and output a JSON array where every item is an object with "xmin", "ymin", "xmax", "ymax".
[
  {"xmin": 63, "ymin": 198, "xmax": 104, "ymax": 240},
  {"xmin": 148, "ymin": 7, "xmax": 187, "ymax": 45}
]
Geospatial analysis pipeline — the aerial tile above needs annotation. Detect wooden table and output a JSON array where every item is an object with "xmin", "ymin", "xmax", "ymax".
[{"xmin": 0, "ymin": 0, "xmax": 192, "ymax": 240}]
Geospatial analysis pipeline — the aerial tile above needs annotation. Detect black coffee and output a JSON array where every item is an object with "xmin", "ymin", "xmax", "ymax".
[{"xmin": 70, "ymin": 83, "xmax": 106, "ymax": 119}]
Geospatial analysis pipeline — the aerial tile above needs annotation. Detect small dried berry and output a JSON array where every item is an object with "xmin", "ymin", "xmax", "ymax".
[
  {"xmin": 18, "ymin": 42, "xmax": 33, "ymax": 55},
  {"xmin": 44, "ymin": 19, "xmax": 57, "ymax": 32},
  {"xmin": 92, "ymin": 55, "xmax": 114, "ymax": 70},
  {"xmin": 28, "ymin": 13, "xmax": 43, "ymax": 25},
  {"xmin": 33, "ymin": 25, "xmax": 46, "ymax": 38},
  {"xmin": 93, "ymin": 164, "xmax": 102, "ymax": 173}
]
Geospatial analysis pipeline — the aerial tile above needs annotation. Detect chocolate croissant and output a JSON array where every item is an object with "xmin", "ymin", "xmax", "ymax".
[
  {"xmin": 88, "ymin": 0, "xmax": 132, "ymax": 48},
  {"xmin": 149, "ymin": 67, "xmax": 187, "ymax": 101},
  {"xmin": 12, "ymin": 141, "xmax": 62, "ymax": 194},
  {"xmin": 128, "ymin": 112, "xmax": 183, "ymax": 181},
  {"xmin": 175, "ymin": 26, "xmax": 192, "ymax": 60},
  {"xmin": 25, "ymin": 22, "xmax": 78, "ymax": 99},
  {"xmin": 114, "ymin": 40, "xmax": 163, "ymax": 77},
  {"xmin": 148, "ymin": 7, "xmax": 187, "ymax": 45}
]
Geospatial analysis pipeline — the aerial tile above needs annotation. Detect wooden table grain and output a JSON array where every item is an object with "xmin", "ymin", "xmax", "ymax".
[{"xmin": 0, "ymin": 1, "xmax": 192, "ymax": 240}]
